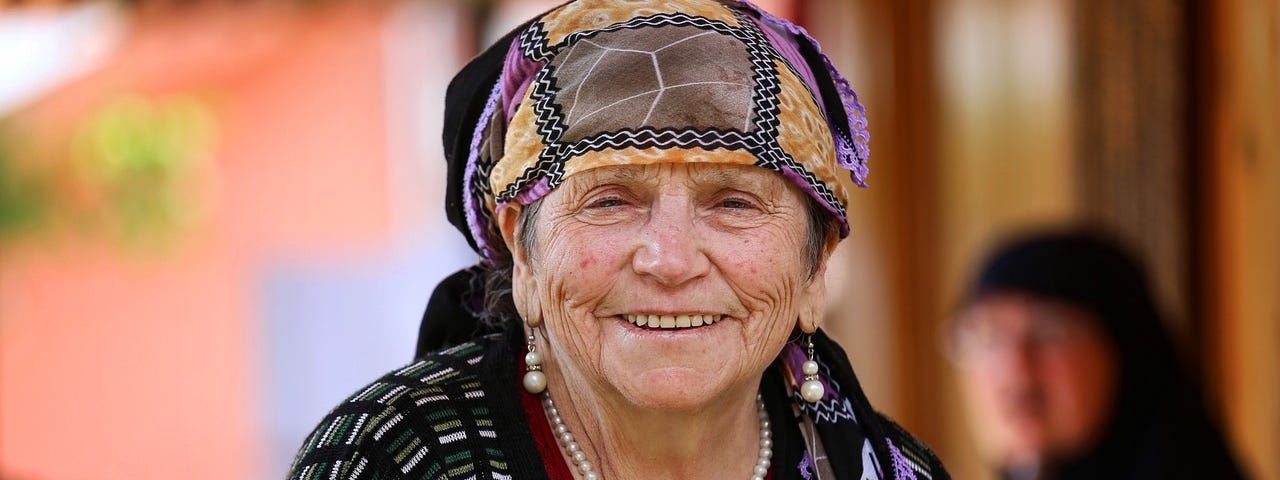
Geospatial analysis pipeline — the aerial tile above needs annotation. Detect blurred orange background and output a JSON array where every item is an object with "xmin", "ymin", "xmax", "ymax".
[{"xmin": 0, "ymin": 1, "xmax": 1275, "ymax": 479}]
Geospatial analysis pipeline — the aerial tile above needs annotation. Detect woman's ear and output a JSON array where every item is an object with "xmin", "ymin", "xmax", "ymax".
[
  {"xmin": 799, "ymin": 236, "xmax": 838, "ymax": 334},
  {"xmin": 799, "ymin": 266, "xmax": 827, "ymax": 334},
  {"xmin": 497, "ymin": 205, "xmax": 542, "ymax": 327},
  {"xmin": 496, "ymin": 204, "xmax": 526, "ymax": 266}
]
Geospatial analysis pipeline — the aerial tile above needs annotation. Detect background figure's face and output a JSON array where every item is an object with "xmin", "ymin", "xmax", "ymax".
[
  {"xmin": 951, "ymin": 292, "xmax": 1120, "ymax": 470},
  {"xmin": 503, "ymin": 161, "xmax": 827, "ymax": 412}
]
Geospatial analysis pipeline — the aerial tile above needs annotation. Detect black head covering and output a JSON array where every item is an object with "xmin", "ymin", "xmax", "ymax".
[
  {"xmin": 966, "ymin": 229, "xmax": 1247, "ymax": 480},
  {"xmin": 441, "ymin": 20, "xmax": 532, "ymax": 254}
]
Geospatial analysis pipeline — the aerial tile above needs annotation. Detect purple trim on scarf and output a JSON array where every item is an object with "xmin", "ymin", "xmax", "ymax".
[
  {"xmin": 798, "ymin": 453, "xmax": 815, "ymax": 480},
  {"xmin": 511, "ymin": 177, "xmax": 552, "ymax": 205},
  {"xmin": 464, "ymin": 79, "xmax": 504, "ymax": 261},
  {"xmin": 502, "ymin": 35, "xmax": 543, "ymax": 123},
  {"xmin": 887, "ymin": 439, "xmax": 918, "ymax": 480},
  {"xmin": 488, "ymin": 179, "xmax": 552, "ymax": 245},
  {"xmin": 751, "ymin": 16, "xmax": 826, "ymax": 114},
  {"xmin": 732, "ymin": 0, "xmax": 872, "ymax": 188}
]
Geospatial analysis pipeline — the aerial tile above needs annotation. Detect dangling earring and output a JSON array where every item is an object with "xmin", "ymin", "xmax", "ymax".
[
  {"xmin": 800, "ymin": 334, "xmax": 825, "ymax": 403},
  {"xmin": 523, "ymin": 329, "xmax": 547, "ymax": 394}
]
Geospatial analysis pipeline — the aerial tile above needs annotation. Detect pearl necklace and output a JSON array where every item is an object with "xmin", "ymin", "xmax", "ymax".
[{"xmin": 540, "ymin": 391, "xmax": 774, "ymax": 480}]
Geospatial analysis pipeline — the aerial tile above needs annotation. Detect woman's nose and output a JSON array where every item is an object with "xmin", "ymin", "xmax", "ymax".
[{"xmin": 631, "ymin": 198, "xmax": 711, "ymax": 287}]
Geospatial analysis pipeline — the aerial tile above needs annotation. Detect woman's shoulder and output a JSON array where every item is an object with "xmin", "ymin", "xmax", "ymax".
[
  {"xmin": 874, "ymin": 411, "xmax": 952, "ymax": 480},
  {"xmin": 287, "ymin": 335, "xmax": 517, "ymax": 480}
]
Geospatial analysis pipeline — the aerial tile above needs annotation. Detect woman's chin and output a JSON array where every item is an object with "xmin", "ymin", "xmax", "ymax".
[
  {"xmin": 610, "ymin": 368, "xmax": 738, "ymax": 411},
  {"xmin": 594, "ymin": 317, "xmax": 750, "ymax": 410}
]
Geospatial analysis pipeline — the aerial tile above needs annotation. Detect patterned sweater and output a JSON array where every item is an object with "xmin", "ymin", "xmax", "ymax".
[{"xmin": 288, "ymin": 330, "xmax": 948, "ymax": 480}]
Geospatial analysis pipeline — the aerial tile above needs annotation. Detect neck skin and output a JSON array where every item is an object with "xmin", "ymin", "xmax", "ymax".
[{"xmin": 540, "ymin": 351, "xmax": 765, "ymax": 480}]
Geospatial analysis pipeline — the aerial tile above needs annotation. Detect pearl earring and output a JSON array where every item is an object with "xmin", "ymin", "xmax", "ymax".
[
  {"xmin": 800, "ymin": 335, "xmax": 825, "ymax": 403},
  {"xmin": 523, "ymin": 330, "xmax": 547, "ymax": 394}
]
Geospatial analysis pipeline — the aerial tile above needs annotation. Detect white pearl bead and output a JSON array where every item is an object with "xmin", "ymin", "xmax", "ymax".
[
  {"xmin": 802, "ymin": 360, "xmax": 820, "ymax": 376},
  {"xmin": 585, "ymin": 473, "xmax": 600, "ymax": 480},
  {"xmin": 560, "ymin": 432, "xmax": 574, "ymax": 444},
  {"xmin": 754, "ymin": 464, "xmax": 769, "ymax": 476},
  {"xmin": 801, "ymin": 378, "xmax": 825, "ymax": 403},
  {"xmin": 572, "ymin": 450, "xmax": 587, "ymax": 463},
  {"xmin": 525, "ymin": 350, "xmax": 543, "ymax": 366},
  {"xmin": 567, "ymin": 442, "xmax": 580, "ymax": 452},
  {"xmin": 523, "ymin": 371, "xmax": 547, "ymax": 394},
  {"xmin": 578, "ymin": 461, "xmax": 593, "ymax": 473}
]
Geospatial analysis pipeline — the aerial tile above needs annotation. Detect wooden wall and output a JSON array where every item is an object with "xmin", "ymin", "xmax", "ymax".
[
  {"xmin": 805, "ymin": 0, "xmax": 1278, "ymax": 478},
  {"xmin": 1205, "ymin": 0, "xmax": 1280, "ymax": 478}
]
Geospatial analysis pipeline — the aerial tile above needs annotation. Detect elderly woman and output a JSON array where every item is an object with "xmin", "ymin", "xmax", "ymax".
[{"xmin": 289, "ymin": 1, "xmax": 947, "ymax": 479}]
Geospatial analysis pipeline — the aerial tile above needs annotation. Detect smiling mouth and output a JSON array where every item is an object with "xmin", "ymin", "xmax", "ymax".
[{"xmin": 623, "ymin": 314, "xmax": 722, "ymax": 330}]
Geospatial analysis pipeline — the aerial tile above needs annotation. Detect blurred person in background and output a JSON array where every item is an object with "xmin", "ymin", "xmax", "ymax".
[
  {"xmin": 947, "ymin": 230, "xmax": 1247, "ymax": 480},
  {"xmin": 287, "ymin": 0, "xmax": 949, "ymax": 479}
]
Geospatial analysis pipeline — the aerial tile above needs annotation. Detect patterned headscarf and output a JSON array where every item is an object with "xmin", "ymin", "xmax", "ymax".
[{"xmin": 443, "ymin": 0, "xmax": 871, "ymax": 261}]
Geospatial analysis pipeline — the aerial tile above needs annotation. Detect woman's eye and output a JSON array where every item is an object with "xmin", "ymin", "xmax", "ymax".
[
  {"xmin": 720, "ymin": 198, "xmax": 753, "ymax": 209},
  {"xmin": 589, "ymin": 197, "xmax": 626, "ymax": 209}
]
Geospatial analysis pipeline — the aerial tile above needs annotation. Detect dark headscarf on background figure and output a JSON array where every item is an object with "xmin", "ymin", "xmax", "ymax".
[
  {"xmin": 967, "ymin": 230, "xmax": 1247, "ymax": 480},
  {"xmin": 415, "ymin": 1, "xmax": 950, "ymax": 479}
]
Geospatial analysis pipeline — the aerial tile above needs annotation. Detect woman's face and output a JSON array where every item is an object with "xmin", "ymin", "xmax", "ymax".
[
  {"xmin": 501, "ymin": 161, "xmax": 829, "ymax": 412},
  {"xmin": 951, "ymin": 292, "xmax": 1119, "ymax": 469}
]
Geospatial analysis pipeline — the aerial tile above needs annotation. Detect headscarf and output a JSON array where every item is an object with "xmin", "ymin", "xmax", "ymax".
[
  {"xmin": 441, "ymin": 0, "xmax": 871, "ymax": 262},
  {"xmin": 966, "ymin": 230, "xmax": 1247, "ymax": 480}
]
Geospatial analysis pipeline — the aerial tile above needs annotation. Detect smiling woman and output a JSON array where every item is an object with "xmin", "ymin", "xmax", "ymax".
[
  {"xmin": 287, "ymin": 1, "xmax": 948, "ymax": 479},
  {"xmin": 503, "ymin": 164, "xmax": 819, "ymax": 414}
]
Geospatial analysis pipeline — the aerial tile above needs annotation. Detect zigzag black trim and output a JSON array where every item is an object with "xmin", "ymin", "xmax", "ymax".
[{"xmin": 754, "ymin": 142, "xmax": 848, "ymax": 220}]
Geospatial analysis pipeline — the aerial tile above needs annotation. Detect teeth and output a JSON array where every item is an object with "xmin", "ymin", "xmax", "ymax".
[{"xmin": 623, "ymin": 314, "xmax": 722, "ymax": 329}]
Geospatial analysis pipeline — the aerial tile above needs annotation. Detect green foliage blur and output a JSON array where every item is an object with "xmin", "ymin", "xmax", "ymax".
[{"xmin": 0, "ymin": 94, "xmax": 214, "ymax": 248}]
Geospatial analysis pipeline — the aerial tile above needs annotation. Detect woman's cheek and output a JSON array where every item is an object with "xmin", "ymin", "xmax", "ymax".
[{"xmin": 543, "ymin": 232, "xmax": 622, "ymax": 303}]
